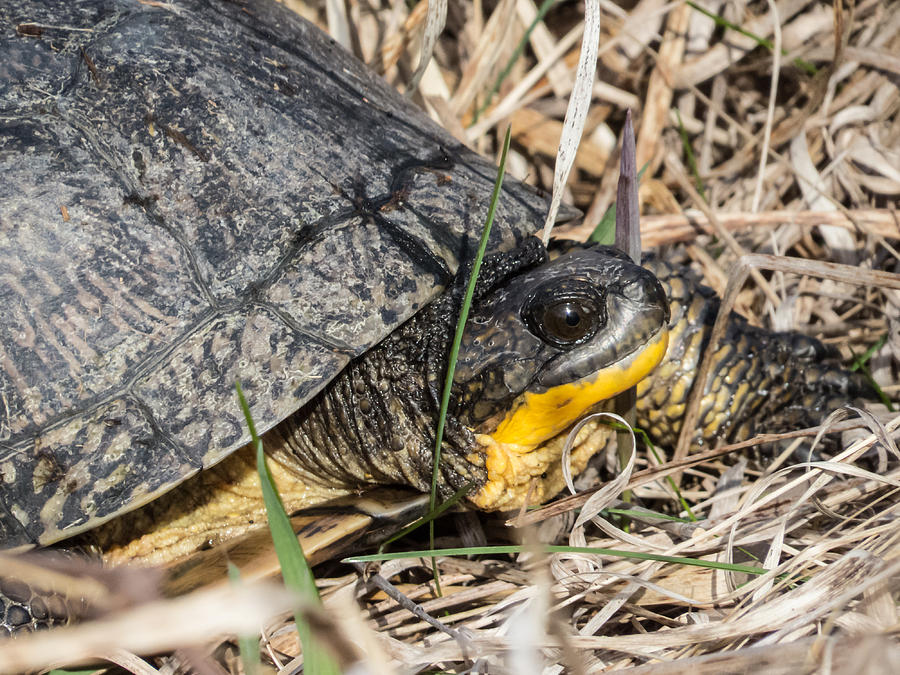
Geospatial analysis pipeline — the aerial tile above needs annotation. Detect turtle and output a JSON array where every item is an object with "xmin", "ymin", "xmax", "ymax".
[{"xmin": 0, "ymin": 0, "xmax": 868, "ymax": 635}]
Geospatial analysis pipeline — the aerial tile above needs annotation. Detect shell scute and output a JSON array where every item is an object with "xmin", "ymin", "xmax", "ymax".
[
  {"xmin": 264, "ymin": 217, "xmax": 442, "ymax": 356},
  {"xmin": 0, "ymin": 396, "xmax": 192, "ymax": 545},
  {"xmin": 0, "ymin": 117, "xmax": 207, "ymax": 441},
  {"xmin": 133, "ymin": 307, "xmax": 348, "ymax": 471},
  {"xmin": 0, "ymin": 0, "xmax": 549, "ymax": 547}
]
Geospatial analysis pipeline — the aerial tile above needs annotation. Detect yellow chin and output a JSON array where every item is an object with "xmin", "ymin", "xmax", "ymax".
[
  {"xmin": 492, "ymin": 328, "xmax": 668, "ymax": 446},
  {"xmin": 468, "ymin": 327, "xmax": 669, "ymax": 510}
]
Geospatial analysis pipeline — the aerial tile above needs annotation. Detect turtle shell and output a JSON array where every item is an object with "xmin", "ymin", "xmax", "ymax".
[{"xmin": 0, "ymin": 0, "xmax": 552, "ymax": 547}]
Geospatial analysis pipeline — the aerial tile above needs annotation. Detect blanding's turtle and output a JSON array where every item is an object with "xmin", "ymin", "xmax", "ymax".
[{"xmin": 0, "ymin": 0, "xmax": 867, "ymax": 633}]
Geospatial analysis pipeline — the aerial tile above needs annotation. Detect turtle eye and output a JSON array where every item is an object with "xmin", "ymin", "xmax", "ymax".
[
  {"xmin": 524, "ymin": 280, "xmax": 604, "ymax": 348},
  {"xmin": 543, "ymin": 300, "xmax": 593, "ymax": 342}
]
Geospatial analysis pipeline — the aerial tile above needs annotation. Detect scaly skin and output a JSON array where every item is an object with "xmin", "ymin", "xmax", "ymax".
[
  {"xmin": 77, "ymin": 241, "xmax": 668, "ymax": 567},
  {"xmin": 637, "ymin": 257, "xmax": 870, "ymax": 449},
  {"xmin": 0, "ymin": 250, "xmax": 868, "ymax": 635}
]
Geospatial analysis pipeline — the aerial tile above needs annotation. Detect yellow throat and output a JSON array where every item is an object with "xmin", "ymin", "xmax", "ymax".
[{"xmin": 469, "ymin": 327, "xmax": 669, "ymax": 510}]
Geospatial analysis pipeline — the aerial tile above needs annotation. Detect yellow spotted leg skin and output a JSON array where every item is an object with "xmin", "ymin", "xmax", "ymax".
[{"xmin": 636, "ymin": 258, "xmax": 873, "ymax": 450}]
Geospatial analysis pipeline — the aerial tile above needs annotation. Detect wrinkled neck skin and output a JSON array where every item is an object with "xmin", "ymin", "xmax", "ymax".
[
  {"xmin": 272, "ymin": 293, "xmax": 484, "ymax": 498},
  {"xmin": 274, "ymin": 237, "xmax": 671, "ymax": 508},
  {"xmin": 273, "ymin": 244, "xmax": 549, "ymax": 500}
]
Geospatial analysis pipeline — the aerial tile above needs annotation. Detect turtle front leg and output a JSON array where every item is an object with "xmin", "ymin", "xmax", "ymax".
[
  {"xmin": 0, "ymin": 555, "xmax": 90, "ymax": 635},
  {"xmin": 637, "ymin": 258, "xmax": 873, "ymax": 450}
]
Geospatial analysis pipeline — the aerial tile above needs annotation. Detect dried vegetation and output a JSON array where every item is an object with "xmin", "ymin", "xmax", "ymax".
[
  {"xmin": 5, "ymin": 0, "xmax": 900, "ymax": 673},
  {"xmin": 270, "ymin": 0, "xmax": 900, "ymax": 672}
]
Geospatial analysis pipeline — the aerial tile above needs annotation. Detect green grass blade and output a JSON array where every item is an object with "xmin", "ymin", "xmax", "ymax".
[
  {"xmin": 590, "ymin": 202, "xmax": 618, "ymax": 245},
  {"xmin": 589, "ymin": 161, "xmax": 650, "ymax": 244},
  {"xmin": 227, "ymin": 563, "xmax": 260, "ymax": 675},
  {"xmin": 236, "ymin": 382, "xmax": 340, "ymax": 675},
  {"xmin": 685, "ymin": 1, "xmax": 817, "ymax": 75},
  {"xmin": 428, "ymin": 126, "xmax": 512, "ymax": 592},
  {"xmin": 675, "ymin": 109, "xmax": 705, "ymax": 200},
  {"xmin": 605, "ymin": 508, "xmax": 691, "ymax": 523},
  {"xmin": 430, "ymin": 126, "xmax": 513, "ymax": 514},
  {"xmin": 345, "ymin": 544, "xmax": 772, "ymax": 576},
  {"xmin": 379, "ymin": 481, "xmax": 473, "ymax": 553},
  {"xmin": 849, "ymin": 333, "xmax": 894, "ymax": 410},
  {"xmin": 850, "ymin": 332, "xmax": 887, "ymax": 371},
  {"xmin": 602, "ymin": 419, "xmax": 697, "ymax": 521},
  {"xmin": 472, "ymin": 0, "xmax": 558, "ymax": 123}
]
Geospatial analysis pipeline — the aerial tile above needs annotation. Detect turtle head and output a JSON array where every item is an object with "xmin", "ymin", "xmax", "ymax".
[{"xmin": 452, "ymin": 240, "xmax": 669, "ymax": 510}]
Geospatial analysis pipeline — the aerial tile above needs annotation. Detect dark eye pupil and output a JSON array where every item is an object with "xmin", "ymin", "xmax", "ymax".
[
  {"xmin": 544, "ymin": 301, "xmax": 591, "ymax": 342},
  {"xmin": 522, "ymin": 280, "xmax": 605, "ymax": 349}
]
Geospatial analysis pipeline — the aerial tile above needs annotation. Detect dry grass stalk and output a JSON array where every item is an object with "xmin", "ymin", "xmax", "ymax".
[
  {"xmin": 7, "ymin": 0, "xmax": 898, "ymax": 672},
  {"xmin": 634, "ymin": 2, "xmax": 690, "ymax": 173},
  {"xmin": 406, "ymin": 0, "xmax": 447, "ymax": 93},
  {"xmin": 558, "ymin": 208, "xmax": 900, "ymax": 248},
  {"xmin": 0, "ymin": 582, "xmax": 297, "ymax": 673}
]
